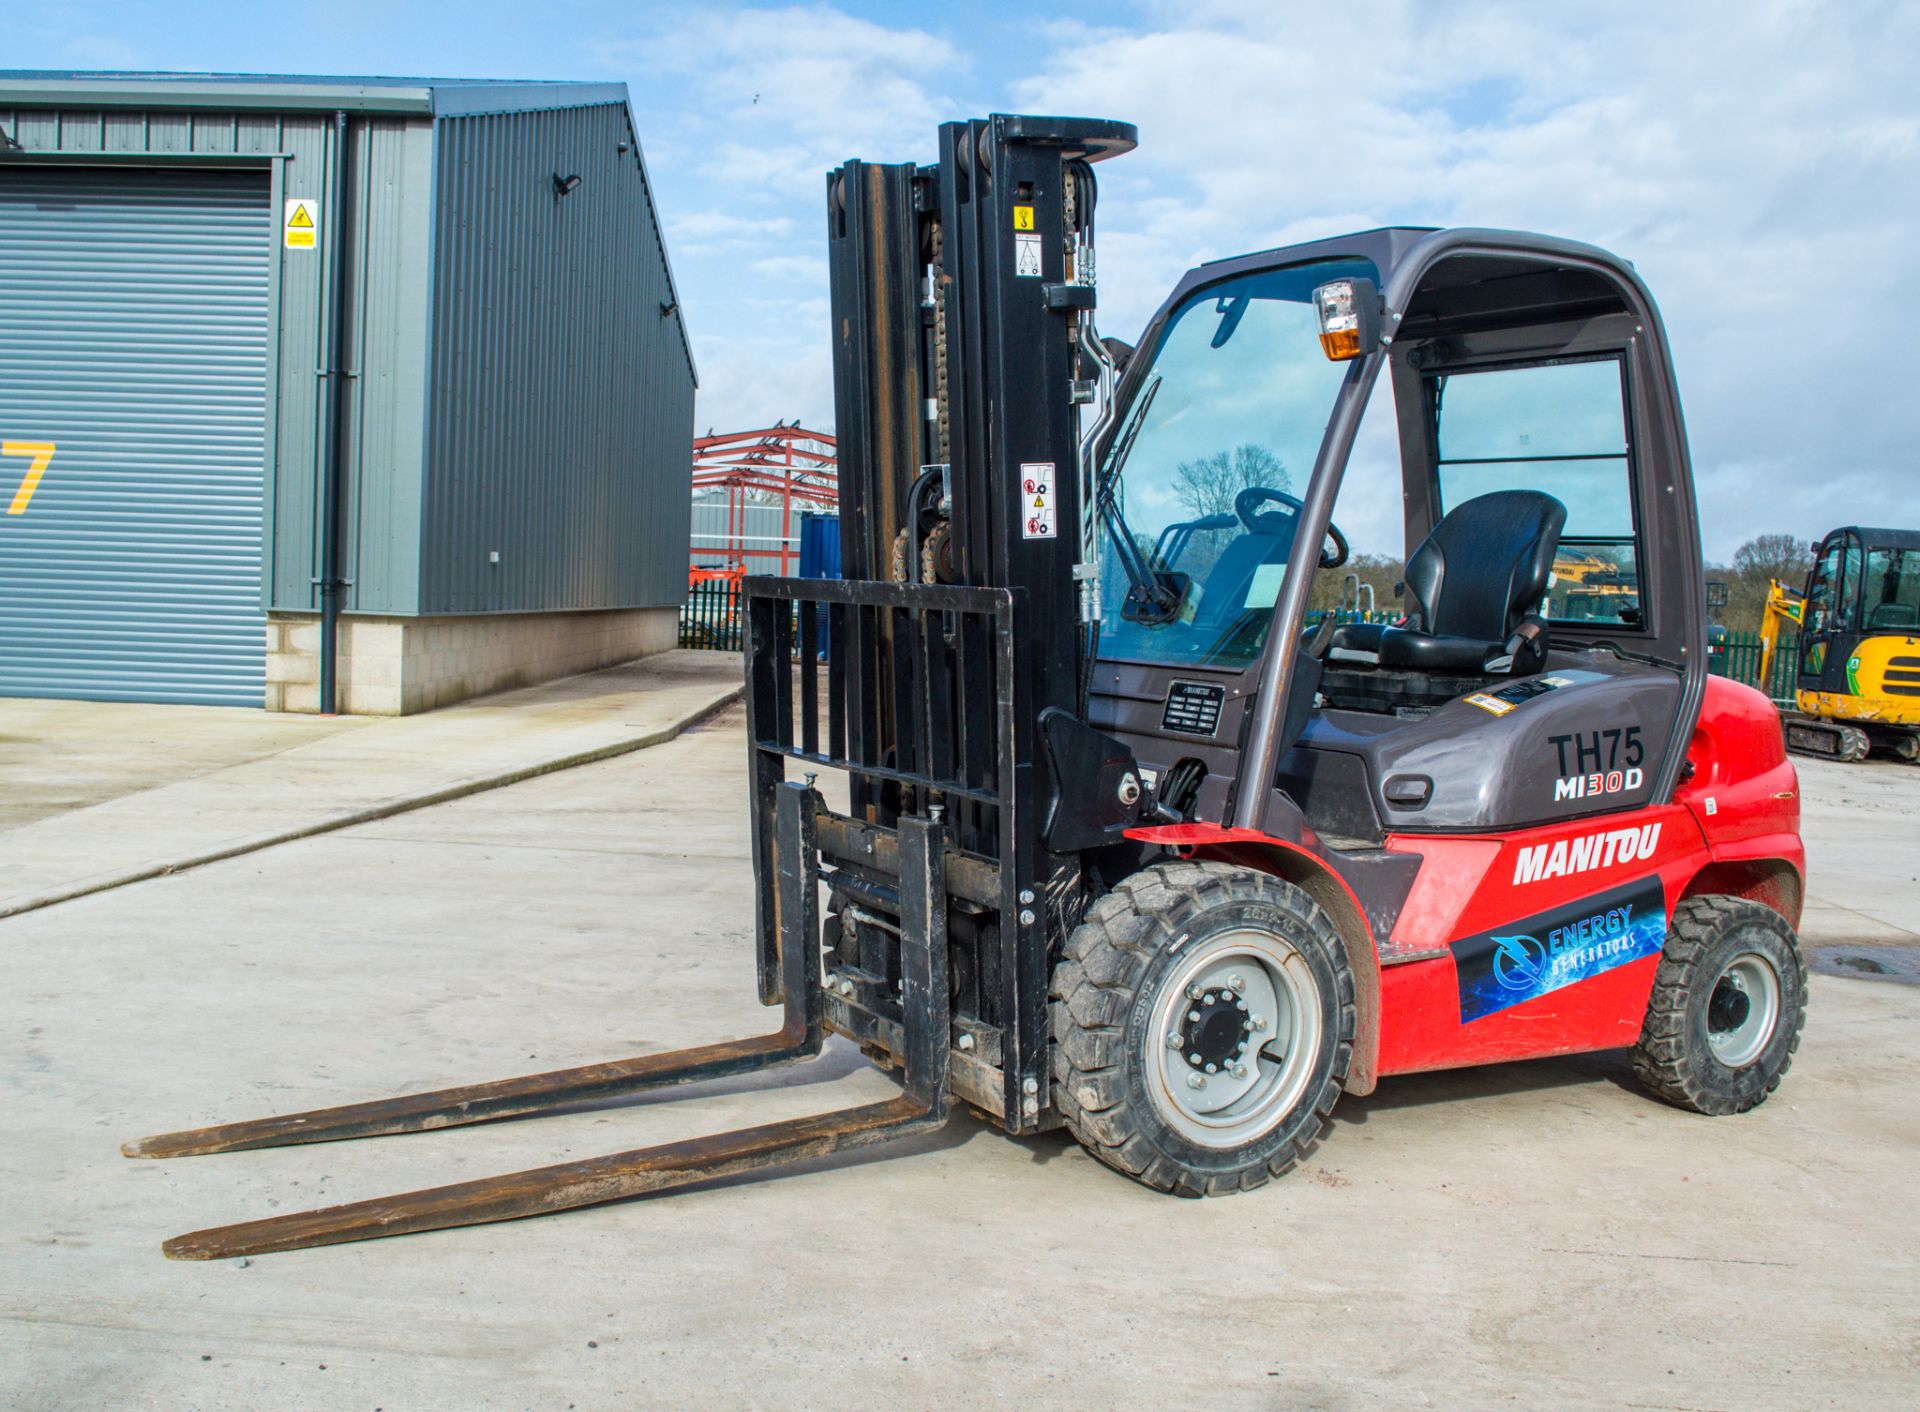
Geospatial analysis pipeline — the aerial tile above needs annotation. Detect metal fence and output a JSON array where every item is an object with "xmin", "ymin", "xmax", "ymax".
[
  {"xmin": 680, "ymin": 580, "xmax": 744, "ymax": 651},
  {"xmin": 686, "ymin": 591, "xmax": 1800, "ymax": 704},
  {"xmin": 1710, "ymin": 629, "xmax": 1799, "ymax": 702}
]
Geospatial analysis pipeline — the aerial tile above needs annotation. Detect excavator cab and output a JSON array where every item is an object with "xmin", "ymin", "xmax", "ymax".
[
  {"xmin": 130, "ymin": 117, "xmax": 1810, "ymax": 1254},
  {"xmin": 1767, "ymin": 526, "xmax": 1920, "ymax": 761}
]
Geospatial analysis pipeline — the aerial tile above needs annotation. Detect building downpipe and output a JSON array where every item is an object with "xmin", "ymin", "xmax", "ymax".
[{"xmin": 316, "ymin": 110, "xmax": 353, "ymax": 714}]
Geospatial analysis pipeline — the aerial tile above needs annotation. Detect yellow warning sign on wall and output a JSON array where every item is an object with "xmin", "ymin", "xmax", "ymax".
[
  {"xmin": 1012, "ymin": 204, "xmax": 1035, "ymax": 231},
  {"xmin": 283, "ymin": 198, "xmax": 319, "ymax": 250}
]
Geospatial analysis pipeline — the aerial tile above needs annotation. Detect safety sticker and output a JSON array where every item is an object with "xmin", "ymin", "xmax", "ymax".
[
  {"xmin": 1452, "ymin": 875, "xmax": 1666, "ymax": 1023},
  {"xmin": 1014, "ymin": 232, "xmax": 1043, "ymax": 278},
  {"xmin": 1465, "ymin": 677, "xmax": 1563, "ymax": 716},
  {"xmin": 284, "ymin": 198, "xmax": 319, "ymax": 250},
  {"xmin": 1020, "ymin": 461, "xmax": 1056, "ymax": 539},
  {"xmin": 1013, "ymin": 204, "xmax": 1035, "ymax": 231}
]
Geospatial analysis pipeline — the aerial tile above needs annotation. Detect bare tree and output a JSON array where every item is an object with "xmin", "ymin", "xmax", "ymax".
[
  {"xmin": 1173, "ymin": 444, "xmax": 1288, "ymax": 519},
  {"xmin": 1713, "ymin": 532, "xmax": 1817, "ymax": 635},
  {"xmin": 1733, "ymin": 532, "xmax": 1814, "ymax": 590}
]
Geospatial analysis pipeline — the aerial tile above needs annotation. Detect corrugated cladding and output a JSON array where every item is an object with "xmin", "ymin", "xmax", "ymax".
[
  {"xmin": 690, "ymin": 498, "xmax": 809, "ymax": 574},
  {"xmin": 0, "ymin": 165, "xmax": 273, "ymax": 704},
  {"xmin": 0, "ymin": 104, "xmax": 342, "ymax": 611},
  {"xmin": 1, "ymin": 83, "xmax": 694, "ymax": 626},
  {"xmin": 420, "ymin": 102, "xmax": 694, "ymax": 614}
]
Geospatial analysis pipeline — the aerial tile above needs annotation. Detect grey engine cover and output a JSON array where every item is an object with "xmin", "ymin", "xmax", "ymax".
[{"xmin": 1282, "ymin": 658, "xmax": 1681, "ymax": 837}]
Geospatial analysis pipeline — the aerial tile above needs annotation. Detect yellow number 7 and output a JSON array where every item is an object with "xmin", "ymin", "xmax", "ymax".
[{"xmin": 3, "ymin": 441, "xmax": 55, "ymax": 515}]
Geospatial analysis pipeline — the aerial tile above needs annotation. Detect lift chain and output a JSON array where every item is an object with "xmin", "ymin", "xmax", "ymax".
[{"xmin": 933, "ymin": 217, "xmax": 950, "ymax": 466}]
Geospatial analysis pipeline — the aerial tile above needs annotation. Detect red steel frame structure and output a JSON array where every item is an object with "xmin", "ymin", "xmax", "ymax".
[{"xmin": 690, "ymin": 424, "xmax": 838, "ymax": 583}]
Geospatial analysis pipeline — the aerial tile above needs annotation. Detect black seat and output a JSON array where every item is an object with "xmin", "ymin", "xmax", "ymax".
[{"xmin": 1329, "ymin": 490, "xmax": 1567, "ymax": 675}]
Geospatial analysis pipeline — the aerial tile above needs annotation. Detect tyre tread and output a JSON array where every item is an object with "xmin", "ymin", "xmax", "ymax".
[
  {"xmin": 1632, "ymin": 894, "xmax": 1806, "ymax": 1115},
  {"xmin": 1049, "ymin": 862, "xmax": 1356, "ymax": 1195}
]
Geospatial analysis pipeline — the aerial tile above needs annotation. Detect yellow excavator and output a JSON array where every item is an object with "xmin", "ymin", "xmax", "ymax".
[{"xmin": 1758, "ymin": 526, "xmax": 1920, "ymax": 762}]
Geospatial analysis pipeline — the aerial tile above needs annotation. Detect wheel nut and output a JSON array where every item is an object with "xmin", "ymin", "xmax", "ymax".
[
  {"xmin": 1252, "ymin": 1014, "xmax": 1268, "ymax": 1031},
  {"xmin": 1202, "ymin": 992, "xmax": 1216, "ymax": 1005},
  {"xmin": 1167, "ymin": 1032, "xmax": 1183, "ymax": 1049},
  {"xmin": 1204, "ymin": 1063, "xmax": 1217, "ymax": 1074},
  {"xmin": 1188, "ymin": 1053, "xmax": 1202, "ymax": 1067},
  {"xmin": 1188, "ymin": 1010, "xmax": 1200, "ymax": 1022},
  {"xmin": 1228, "ymin": 974, "xmax": 1245, "ymax": 991},
  {"xmin": 1188, "ymin": 985, "xmax": 1204, "ymax": 1000},
  {"xmin": 1231, "ymin": 1064, "xmax": 1248, "ymax": 1079},
  {"xmin": 1187, "ymin": 1073, "xmax": 1206, "ymax": 1090}
]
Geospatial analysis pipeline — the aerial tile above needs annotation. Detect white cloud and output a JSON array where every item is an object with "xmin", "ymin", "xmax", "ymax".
[
  {"xmin": 748, "ymin": 254, "xmax": 828, "ymax": 283},
  {"xmin": 665, "ymin": 208, "xmax": 795, "ymax": 253},
  {"xmin": 1012, "ymin": 0, "xmax": 1920, "ymax": 558},
  {"xmin": 692, "ymin": 326, "xmax": 836, "ymax": 440},
  {"xmin": 605, "ymin": 6, "xmax": 968, "ymax": 198},
  {"xmin": 607, "ymin": 1, "xmax": 1913, "ymax": 561}
]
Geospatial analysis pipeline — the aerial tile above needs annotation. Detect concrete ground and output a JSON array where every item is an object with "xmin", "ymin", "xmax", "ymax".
[
  {"xmin": 1794, "ymin": 753, "xmax": 1920, "ymax": 956},
  {"xmin": 0, "ymin": 699, "xmax": 361, "ymax": 833},
  {"xmin": 3, "ymin": 707, "xmax": 1916, "ymax": 1409},
  {"xmin": 0, "ymin": 651, "xmax": 742, "ymax": 919}
]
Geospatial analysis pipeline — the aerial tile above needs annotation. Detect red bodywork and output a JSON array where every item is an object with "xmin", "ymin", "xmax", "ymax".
[{"xmin": 1127, "ymin": 676, "xmax": 1802, "ymax": 1087}]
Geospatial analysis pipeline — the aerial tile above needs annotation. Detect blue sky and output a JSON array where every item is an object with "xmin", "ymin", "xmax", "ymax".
[{"xmin": 17, "ymin": 0, "xmax": 1919, "ymax": 560}]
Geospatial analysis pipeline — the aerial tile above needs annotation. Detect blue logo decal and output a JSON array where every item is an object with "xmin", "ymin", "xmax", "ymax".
[
  {"xmin": 1452, "ymin": 877, "xmax": 1667, "ymax": 1023},
  {"xmin": 1491, "ymin": 933, "xmax": 1550, "ymax": 992}
]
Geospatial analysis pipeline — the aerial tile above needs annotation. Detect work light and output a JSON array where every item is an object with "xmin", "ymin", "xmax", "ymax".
[{"xmin": 1312, "ymin": 277, "xmax": 1379, "ymax": 361}]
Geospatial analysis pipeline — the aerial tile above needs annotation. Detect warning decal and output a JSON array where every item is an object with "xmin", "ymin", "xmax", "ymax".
[
  {"xmin": 1014, "ymin": 232, "xmax": 1043, "ymax": 278},
  {"xmin": 283, "ymin": 198, "xmax": 319, "ymax": 250},
  {"xmin": 1020, "ymin": 461, "xmax": 1056, "ymax": 539},
  {"xmin": 1013, "ymin": 204, "xmax": 1035, "ymax": 231}
]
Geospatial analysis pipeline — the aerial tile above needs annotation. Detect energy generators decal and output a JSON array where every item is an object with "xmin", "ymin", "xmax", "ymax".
[{"xmin": 1451, "ymin": 876, "xmax": 1667, "ymax": 1024}]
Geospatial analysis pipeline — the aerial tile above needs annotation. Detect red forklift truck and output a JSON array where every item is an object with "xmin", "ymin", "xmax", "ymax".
[{"xmin": 130, "ymin": 115, "xmax": 1807, "ymax": 1255}]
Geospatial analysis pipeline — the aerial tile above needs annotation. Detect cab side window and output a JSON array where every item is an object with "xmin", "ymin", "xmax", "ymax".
[
  {"xmin": 1803, "ymin": 539, "xmax": 1844, "ymax": 635},
  {"xmin": 1430, "ymin": 357, "xmax": 1640, "ymax": 626},
  {"xmin": 1862, "ymin": 547, "xmax": 1920, "ymax": 630}
]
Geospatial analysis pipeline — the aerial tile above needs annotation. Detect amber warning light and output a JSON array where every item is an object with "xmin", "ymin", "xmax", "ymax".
[{"xmin": 1313, "ymin": 277, "xmax": 1379, "ymax": 361}]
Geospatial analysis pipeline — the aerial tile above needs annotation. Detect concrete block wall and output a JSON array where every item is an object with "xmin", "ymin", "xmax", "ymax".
[{"xmin": 265, "ymin": 608, "xmax": 677, "ymax": 714}]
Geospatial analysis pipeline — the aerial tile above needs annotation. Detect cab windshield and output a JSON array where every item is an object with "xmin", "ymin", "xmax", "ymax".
[
  {"xmin": 1862, "ymin": 546, "xmax": 1920, "ymax": 631},
  {"xmin": 1097, "ymin": 259, "xmax": 1373, "ymax": 669}
]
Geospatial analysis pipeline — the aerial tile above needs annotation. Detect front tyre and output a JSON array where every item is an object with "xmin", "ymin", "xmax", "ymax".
[
  {"xmin": 1049, "ymin": 862, "xmax": 1355, "ymax": 1196},
  {"xmin": 1632, "ymin": 896, "xmax": 1808, "ymax": 1115}
]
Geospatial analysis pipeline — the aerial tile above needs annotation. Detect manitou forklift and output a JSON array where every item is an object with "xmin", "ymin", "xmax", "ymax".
[
  {"xmin": 1757, "ymin": 526, "xmax": 1920, "ymax": 762},
  {"xmin": 132, "ymin": 115, "xmax": 1809, "ymax": 1256}
]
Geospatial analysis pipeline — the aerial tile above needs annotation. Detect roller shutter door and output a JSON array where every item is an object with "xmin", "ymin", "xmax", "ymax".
[{"xmin": 0, "ymin": 165, "xmax": 271, "ymax": 706}]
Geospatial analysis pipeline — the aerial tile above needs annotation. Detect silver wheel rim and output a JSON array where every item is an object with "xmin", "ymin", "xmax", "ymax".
[
  {"xmin": 1705, "ymin": 950, "xmax": 1781, "ymax": 1069},
  {"xmin": 1146, "ymin": 927, "xmax": 1323, "ymax": 1148}
]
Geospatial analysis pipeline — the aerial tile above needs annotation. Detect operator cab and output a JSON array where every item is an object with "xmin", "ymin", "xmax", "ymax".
[{"xmin": 1088, "ymin": 228, "xmax": 1704, "ymax": 846}]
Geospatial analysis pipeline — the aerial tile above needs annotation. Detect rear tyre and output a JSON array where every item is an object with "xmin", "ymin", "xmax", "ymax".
[
  {"xmin": 1049, "ymin": 862, "xmax": 1354, "ymax": 1196},
  {"xmin": 1632, "ymin": 896, "xmax": 1807, "ymax": 1115}
]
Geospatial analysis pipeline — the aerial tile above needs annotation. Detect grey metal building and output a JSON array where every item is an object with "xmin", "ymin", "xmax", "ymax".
[{"xmin": 0, "ymin": 73, "xmax": 696, "ymax": 712}]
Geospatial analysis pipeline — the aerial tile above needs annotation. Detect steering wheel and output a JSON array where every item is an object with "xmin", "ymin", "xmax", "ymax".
[{"xmin": 1233, "ymin": 486, "xmax": 1349, "ymax": 569}]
